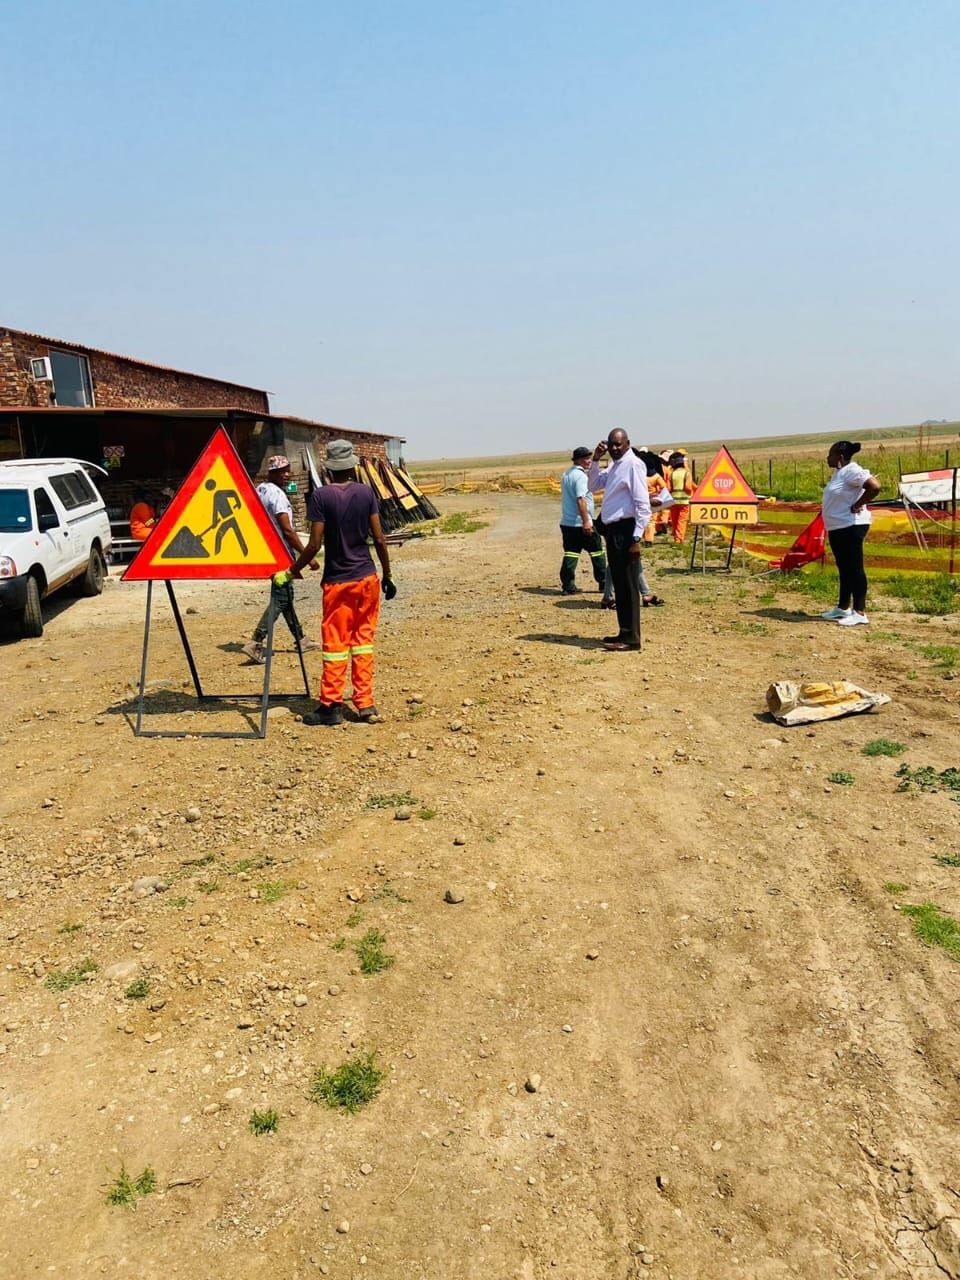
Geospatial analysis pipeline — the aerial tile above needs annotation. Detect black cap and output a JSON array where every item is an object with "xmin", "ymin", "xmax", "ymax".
[{"xmin": 572, "ymin": 446, "xmax": 592, "ymax": 460}]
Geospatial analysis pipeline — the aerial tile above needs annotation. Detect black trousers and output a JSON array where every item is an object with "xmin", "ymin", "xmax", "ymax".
[
  {"xmin": 560, "ymin": 524, "xmax": 607, "ymax": 589},
  {"xmin": 253, "ymin": 578, "xmax": 304, "ymax": 642},
  {"xmin": 603, "ymin": 518, "xmax": 641, "ymax": 644},
  {"xmin": 828, "ymin": 524, "xmax": 869, "ymax": 612}
]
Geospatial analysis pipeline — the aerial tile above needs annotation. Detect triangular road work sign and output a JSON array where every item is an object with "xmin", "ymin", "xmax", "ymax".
[
  {"xmin": 690, "ymin": 446, "xmax": 757, "ymax": 504},
  {"xmin": 123, "ymin": 427, "xmax": 293, "ymax": 581}
]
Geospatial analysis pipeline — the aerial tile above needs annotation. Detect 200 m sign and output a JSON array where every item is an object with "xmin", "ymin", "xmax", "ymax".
[{"xmin": 689, "ymin": 502, "xmax": 759, "ymax": 525}]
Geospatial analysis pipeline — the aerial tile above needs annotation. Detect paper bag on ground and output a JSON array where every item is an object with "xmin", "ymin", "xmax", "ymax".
[{"xmin": 766, "ymin": 680, "xmax": 891, "ymax": 726}]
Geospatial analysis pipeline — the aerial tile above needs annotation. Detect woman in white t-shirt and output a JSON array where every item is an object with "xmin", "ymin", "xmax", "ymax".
[{"xmin": 820, "ymin": 441, "xmax": 881, "ymax": 626}]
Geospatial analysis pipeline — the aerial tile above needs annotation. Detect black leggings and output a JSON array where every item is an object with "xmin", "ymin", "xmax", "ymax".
[{"xmin": 828, "ymin": 524, "xmax": 869, "ymax": 613}]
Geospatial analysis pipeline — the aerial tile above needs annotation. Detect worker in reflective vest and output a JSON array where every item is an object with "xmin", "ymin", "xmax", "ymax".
[
  {"xmin": 668, "ymin": 451, "xmax": 693, "ymax": 544},
  {"xmin": 286, "ymin": 439, "xmax": 397, "ymax": 727}
]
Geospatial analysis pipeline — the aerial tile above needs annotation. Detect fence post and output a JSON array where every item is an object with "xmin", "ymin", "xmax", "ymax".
[
  {"xmin": 793, "ymin": 460, "xmax": 797, "ymax": 494},
  {"xmin": 768, "ymin": 458, "xmax": 773, "ymax": 489}
]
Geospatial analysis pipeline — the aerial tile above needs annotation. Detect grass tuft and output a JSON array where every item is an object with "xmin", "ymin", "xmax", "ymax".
[
  {"xmin": 882, "ymin": 573, "xmax": 959, "ymax": 616},
  {"xmin": 918, "ymin": 643, "xmax": 960, "ymax": 671},
  {"xmin": 417, "ymin": 808, "xmax": 437, "ymax": 820},
  {"xmin": 106, "ymin": 1164, "xmax": 156, "ymax": 1207},
  {"xmin": 258, "ymin": 880, "xmax": 291, "ymax": 904},
  {"xmin": 934, "ymin": 853, "xmax": 960, "ymax": 868},
  {"xmin": 352, "ymin": 928, "xmax": 395, "ymax": 975},
  {"xmin": 45, "ymin": 958, "xmax": 98, "ymax": 991},
  {"xmin": 58, "ymin": 921, "xmax": 84, "ymax": 936},
  {"xmin": 331, "ymin": 935, "xmax": 347, "ymax": 951},
  {"xmin": 373, "ymin": 881, "xmax": 411, "ymax": 905},
  {"xmin": 901, "ymin": 902, "xmax": 960, "ymax": 961},
  {"xmin": 309, "ymin": 1052, "xmax": 384, "ymax": 1112},
  {"xmin": 345, "ymin": 907, "xmax": 364, "ymax": 927},
  {"xmin": 366, "ymin": 791, "xmax": 417, "ymax": 809},
  {"xmin": 125, "ymin": 977, "xmax": 151, "ymax": 1000},
  {"xmin": 827, "ymin": 771, "xmax": 855, "ymax": 786},
  {"xmin": 884, "ymin": 882, "xmax": 909, "ymax": 895},
  {"xmin": 896, "ymin": 763, "xmax": 960, "ymax": 799},
  {"xmin": 438, "ymin": 511, "xmax": 488, "ymax": 535},
  {"xmin": 227, "ymin": 856, "xmax": 270, "ymax": 875},
  {"xmin": 862, "ymin": 738, "xmax": 907, "ymax": 757},
  {"xmin": 249, "ymin": 1108, "xmax": 279, "ymax": 1135}
]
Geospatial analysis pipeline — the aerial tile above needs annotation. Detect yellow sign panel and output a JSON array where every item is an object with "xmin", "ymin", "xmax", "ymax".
[
  {"xmin": 690, "ymin": 502, "xmax": 759, "ymax": 525},
  {"xmin": 124, "ymin": 427, "xmax": 292, "ymax": 581},
  {"xmin": 691, "ymin": 445, "xmax": 758, "ymax": 504}
]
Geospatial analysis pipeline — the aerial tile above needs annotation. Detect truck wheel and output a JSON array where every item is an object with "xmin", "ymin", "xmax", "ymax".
[
  {"xmin": 21, "ymin": 576, "xmax": 43, "ymax": 637},
  {"xmin": 79, "ymin": 547, "xmax": 106, "ymax": 597}
]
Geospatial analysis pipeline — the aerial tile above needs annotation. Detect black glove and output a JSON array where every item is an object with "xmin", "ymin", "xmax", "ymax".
[{"xmin": 382, "ymin": 577, "xmax": 397, "ymax": 600}]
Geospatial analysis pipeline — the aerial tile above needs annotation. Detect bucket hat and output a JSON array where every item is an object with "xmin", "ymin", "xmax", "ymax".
[{"xmin": 326, "ymin": 439, "xmax": 360, "ymax": 471}]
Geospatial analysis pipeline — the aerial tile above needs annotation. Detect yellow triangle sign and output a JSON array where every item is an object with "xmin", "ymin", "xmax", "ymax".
[
  {"xmin": 123, "ymin": 427, "xmax": 293, "ymax": 580},
  {"xmin": 690, "ymin": 446, "xmax": 757, "ymax": 504}
]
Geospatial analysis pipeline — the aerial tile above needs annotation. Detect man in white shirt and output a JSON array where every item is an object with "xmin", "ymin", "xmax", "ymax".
[
  {"xmin": 588, "ymin": 429, "xmax": 652, "ymax": 651},
  {"xmin": 240, "ymin": 456, "xmax": 321, "ymax": 664}
]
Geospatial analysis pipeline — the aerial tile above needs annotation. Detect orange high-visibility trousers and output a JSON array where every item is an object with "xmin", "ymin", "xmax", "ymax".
[
  {"xmin": 670, "ymin": 503, "xmax": 690, "ymax": 544},
  {"xmin": 320, "ymin": 573, "xmax": 381, "ymax": 709}
]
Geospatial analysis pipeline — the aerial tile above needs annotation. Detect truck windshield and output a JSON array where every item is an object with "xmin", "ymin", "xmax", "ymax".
[{"xmin": 0, "ymin": 490, "xmax": 32, "ymax": 533}]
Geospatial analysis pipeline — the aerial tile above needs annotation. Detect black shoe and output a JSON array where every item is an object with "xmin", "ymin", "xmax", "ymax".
[
  {"xmin": 603, "ymin": 640, "xmax": 641, "ymax": 652},
  {"xmin": 600, "ymin": 598, "xmax": 616, "ymax": 610},
  {"xmin": 302, "ymin": 702, "xmax": 344, "ymax": 727},
  {"xmin": 357, "ymin": 705, "xmax": 380, "ymax": 723},
  {"xmin": 603, "ymin": 633, "xmax": 629, "ymax": 644},
  {"xmin": 561, "ymin": 585, "xmax": 582, "ymax": 595}
]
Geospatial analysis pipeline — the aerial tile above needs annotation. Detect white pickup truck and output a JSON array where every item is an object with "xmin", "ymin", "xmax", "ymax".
[{"xmin": 0, "ymin": 458, "xmax": 113, "ymax": 638}]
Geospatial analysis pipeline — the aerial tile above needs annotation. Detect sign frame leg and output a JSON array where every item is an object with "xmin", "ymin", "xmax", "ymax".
[
  {"xmin": 134, "ymin": 580, "xmax": 154, "ymax": 737},
  {"xmin": 688, "ymin": 525, "xmax": 700, "ymax": 571},
  {"xmin": 258, "ymin": 607, "xmax": 277, "ymax": 739},
  {"xmin": 165, "ymin": 581, "xmax": 204, "ymax": 700},
  {"xmin": 130, "ymin": 581, "xmax": 309, "ymax": 740},
  {"xmin": 292, "ymin": 634, "xmax": 311, "ymax": 699},
  {"xmin": 724, "ymin": 526, "xmax": 738, "ymax": 571}
]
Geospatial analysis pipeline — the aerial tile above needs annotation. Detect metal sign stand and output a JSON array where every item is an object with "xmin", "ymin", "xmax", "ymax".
[
  {"xmin": 134, "ymin": 580, "xmax": 311, "ymax": 739},
  {"xmin": 688, "ymin": 524, "xmax": 740, "ymax": 572}
]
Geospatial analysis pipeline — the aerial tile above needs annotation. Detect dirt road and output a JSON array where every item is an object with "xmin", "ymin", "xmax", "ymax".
[{"xmin": 2, "ymin": 494, "xmax": 960, "ymax": 1279}]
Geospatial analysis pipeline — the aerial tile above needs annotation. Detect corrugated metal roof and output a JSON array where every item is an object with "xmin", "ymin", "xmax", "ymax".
[
  {"xmin": 0, "ymin": 404, "xmax": 399, "ymax": 442},
  {"xmin": 1, "ymin": 326, "xmax": 270, "ymax": 395}
]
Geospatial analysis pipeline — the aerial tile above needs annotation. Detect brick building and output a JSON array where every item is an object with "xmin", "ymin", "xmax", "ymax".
[
  {"xmin": 0, "ymin": 326, "xmax": 403, "ymax": 526},
  {"xmin": 0, "ymin": 326, "xmax": 269, "ymax": 414}
]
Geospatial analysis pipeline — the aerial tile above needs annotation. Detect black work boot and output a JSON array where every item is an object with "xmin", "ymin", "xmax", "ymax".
[{"xmin": 302, "ymin": 702, "xmax": 344, "ymax": 727}]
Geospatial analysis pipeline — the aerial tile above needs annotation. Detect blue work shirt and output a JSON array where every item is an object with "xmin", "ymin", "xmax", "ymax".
[{"xmin": 560, "ymin": 465, "xmax": 595, "ymax": 527}]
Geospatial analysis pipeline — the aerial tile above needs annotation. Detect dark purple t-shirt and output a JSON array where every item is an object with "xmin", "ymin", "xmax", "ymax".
[{"xmin": 307, "ymin": 481, "xmax": 378, "ymax": 584}]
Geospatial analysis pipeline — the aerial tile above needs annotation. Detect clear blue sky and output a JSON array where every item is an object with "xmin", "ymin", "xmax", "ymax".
[{"xmin": 3, "ymin": 1, "xmax": 958, "ymax": 458}]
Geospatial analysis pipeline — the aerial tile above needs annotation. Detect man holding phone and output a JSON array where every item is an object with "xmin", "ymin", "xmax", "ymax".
[{"xmin": 588, "ymin": 429, "xmax": 652, "ymax": 651}]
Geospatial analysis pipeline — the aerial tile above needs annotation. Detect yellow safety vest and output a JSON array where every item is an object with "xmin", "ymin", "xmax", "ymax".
[{"xmin": 671, "ymin": 467, "xmax": 690, "ymax": 503}]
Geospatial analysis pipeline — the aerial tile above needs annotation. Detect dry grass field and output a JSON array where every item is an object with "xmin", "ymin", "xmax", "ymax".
[{"xmin": 412, "ymin": 421, "xmax": 960, "ymax": 501}]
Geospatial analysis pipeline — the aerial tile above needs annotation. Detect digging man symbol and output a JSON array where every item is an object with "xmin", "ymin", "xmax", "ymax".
[{"xmin": 162, "ymin": 477, "xmax": 249, "ymax": 560}]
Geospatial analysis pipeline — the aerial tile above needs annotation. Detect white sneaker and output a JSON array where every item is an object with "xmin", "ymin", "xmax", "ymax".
[
  {"xmin": 837, "ymin": 612, "xmax": 869, "ymax": 626},
  {"xmin": 821, "ymin": 607, "xmax": 852, "ymax": 620}
]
